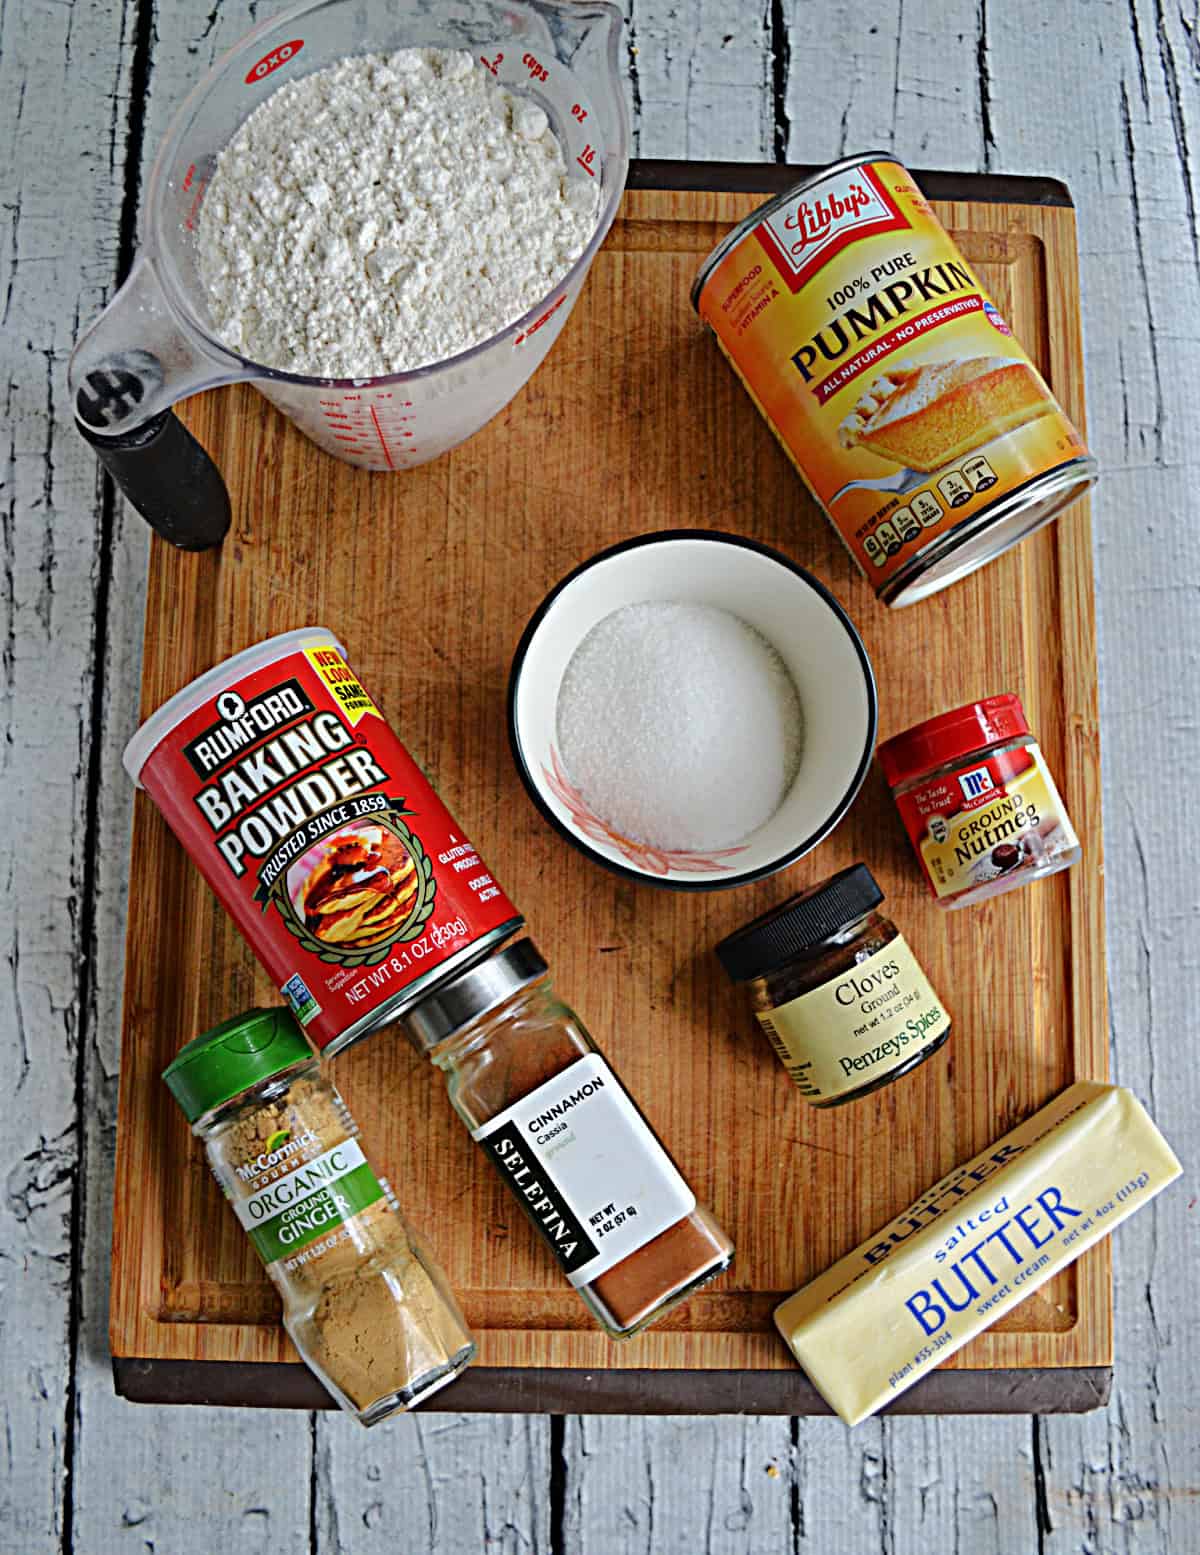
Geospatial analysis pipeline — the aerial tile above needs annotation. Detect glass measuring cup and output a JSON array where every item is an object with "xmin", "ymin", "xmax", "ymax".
[{"xmin": 69, "ymin": 0, "xmax": 629, "ymax": 549}]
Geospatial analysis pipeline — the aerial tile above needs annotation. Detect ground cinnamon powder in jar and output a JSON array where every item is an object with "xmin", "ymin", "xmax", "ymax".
[
  {"xmin": 402, "ymin": 939, "xmax": 734, "ymax": 1338},
  {"xmin": 165, "ymin": 1009, "xmax": 475, "ymax": 1423}
]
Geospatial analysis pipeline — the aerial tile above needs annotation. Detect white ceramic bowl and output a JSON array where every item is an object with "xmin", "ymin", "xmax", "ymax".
[{"xmin": 507, "ymin": 531, "xmax": 877, "ymax": 890}]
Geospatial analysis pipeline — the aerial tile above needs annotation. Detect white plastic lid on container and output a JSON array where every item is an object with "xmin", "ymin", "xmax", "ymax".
[{"xmin": 122, "ymin": 626, "xmax": 346, "ymax": 788}]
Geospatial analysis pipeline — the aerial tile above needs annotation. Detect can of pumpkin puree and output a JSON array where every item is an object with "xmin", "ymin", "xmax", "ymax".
[
  {"xmin": 124, "ymin": 628, "xmax": 522, "ymax": 1056},
  {"xmin": 692, "ymin": 153, "xmax": 1097, "ymax": 607}
]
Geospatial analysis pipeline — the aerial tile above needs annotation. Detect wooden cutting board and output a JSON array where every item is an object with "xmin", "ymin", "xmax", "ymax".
[{"xmin": 110, "ymin": 163, "xmax": 1108, "ymax": 1414}]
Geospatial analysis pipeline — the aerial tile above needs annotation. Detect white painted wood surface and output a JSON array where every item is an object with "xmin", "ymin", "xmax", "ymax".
[{"xmin": 1, "ymin": 0, "xmax": 1196, "ymax": 1549}]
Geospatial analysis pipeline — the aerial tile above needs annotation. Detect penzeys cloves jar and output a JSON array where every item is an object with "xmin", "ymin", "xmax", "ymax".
[{"xmin": 716, "ymin": 864, "xmax": 951, "ymax": 1107}]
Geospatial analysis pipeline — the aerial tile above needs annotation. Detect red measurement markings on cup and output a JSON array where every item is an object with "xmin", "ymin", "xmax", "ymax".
[
  {"xmin": 181, "ymin": 165, "xmax": 208, "ymax": 231},
  {"xmin": 515, "ymin": 294, "xmax": 566, "ymax": 345},
  {"xmin": 480, "ymin": 52, "xmax": 503, "ymax": 75},
  {"xmin": 319, "ymin": 396, "xmax": 417, "ymax": 467},
  {"xmin": 368, "ymin": 406, "xmax": 394, "ymax": 469}
]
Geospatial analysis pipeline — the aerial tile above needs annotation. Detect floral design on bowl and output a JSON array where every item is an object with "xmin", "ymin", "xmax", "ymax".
[{"xmin": 542, "ymin": 745, "xmax": 747, "ymax": 877}]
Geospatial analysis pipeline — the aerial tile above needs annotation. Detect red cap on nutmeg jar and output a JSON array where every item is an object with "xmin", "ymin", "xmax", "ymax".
[{"xmin": 877, "ymin": 694, "xmax": 1031, "ymax": 788}]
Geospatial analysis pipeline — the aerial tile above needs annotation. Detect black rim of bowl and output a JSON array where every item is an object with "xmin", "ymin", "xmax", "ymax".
[{"xmin": 506, "ymin": 530, "xmax": 879, "ymax": 894}]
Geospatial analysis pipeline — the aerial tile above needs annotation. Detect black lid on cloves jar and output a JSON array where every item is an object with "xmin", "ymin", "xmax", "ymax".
[{"xmin": 715, "ymin": 864, "xmax": 885, "ymax": 983}]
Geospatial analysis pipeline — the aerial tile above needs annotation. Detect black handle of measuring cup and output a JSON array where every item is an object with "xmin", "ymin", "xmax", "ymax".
[{"xmin": 78, "ymin": 409, "xmax": 231, "ymax": 551}]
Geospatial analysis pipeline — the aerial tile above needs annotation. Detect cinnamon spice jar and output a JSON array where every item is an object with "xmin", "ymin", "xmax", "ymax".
[{"xmin": 402, "ymin": 939, "xmax": 734, "ymax": 1337}]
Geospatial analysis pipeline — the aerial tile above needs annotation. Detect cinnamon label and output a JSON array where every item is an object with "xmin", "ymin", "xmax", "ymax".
[{"xmin": 473, "ymin": 1055, "xmax": 696, "ymax": 1287}]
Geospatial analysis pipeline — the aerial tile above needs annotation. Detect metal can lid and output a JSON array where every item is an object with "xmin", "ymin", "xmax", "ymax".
[
  {"xmin": 402, "ymin": 938, "xmax": 548, "ymax": 1054},
  {"xmin": 715, "ymin": 864, "xmax": 885, "ymax": 983},
  {"xmin": 122, "ymin": 626, "xmax": 344, "ymax": 788},
  {"xmin": 163, "ymin": 1006, "xmax": 313, "ymax": 1124},
  {"xmin": 876, "ymin": 694, "xmax": 1031, "ymax": 788},
  {"xmin": 690, "ymin": 151, "xmax": 895, "ymax": 312}
]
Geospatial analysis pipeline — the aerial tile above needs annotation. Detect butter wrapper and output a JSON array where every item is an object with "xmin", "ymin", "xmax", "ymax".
[{"xmin": 774, "ymin": 1083, "xmax": 1181, "ymax": 1425}]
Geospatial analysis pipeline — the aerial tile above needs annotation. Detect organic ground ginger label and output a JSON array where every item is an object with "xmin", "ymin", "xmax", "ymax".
[{"xmin": 164, "ymin": 1008, "xmax": 475, "ymax": 1424}]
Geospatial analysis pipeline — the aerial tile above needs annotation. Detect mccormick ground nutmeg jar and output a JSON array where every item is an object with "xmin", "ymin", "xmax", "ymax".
[
  {"xmin": 124, "ymin": 627, "xmax": 522, "ymax": 1055},
  {"xmin": 877, "ymin": 694, "xmax": 1081, "ymax": 908},
  {"xmin": 402, "ymin": 939, "xmax": 735, "ymax": 1338},
  {"xmin": 163, "ymin": 1007, "xmax": 475, "ymax": 1424},
  {"xmin": 716, "ymin": 864, "xmax": 951, "ymax": 1106},
  {"xmin": 692, "ymin": 153, "xmax": 1097, "ymax": 607}
]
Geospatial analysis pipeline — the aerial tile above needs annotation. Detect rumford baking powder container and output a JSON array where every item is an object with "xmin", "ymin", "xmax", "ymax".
[
  {"xmin": 124, "ymin": 628, "xmax": 522, "ymax": 1054},
  {"xmin": 692, "ymin": 154, "xmax": 1098, "ymax": 606}
]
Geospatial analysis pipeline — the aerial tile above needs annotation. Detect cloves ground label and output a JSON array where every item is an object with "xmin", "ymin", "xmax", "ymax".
[
  {"xmin": 756, "ymin": 937, "xmax": 950, "ymax": 1102},
  {"xmin": 135, "ymin": 631, "xmax": 521, "ymax": 1052}
]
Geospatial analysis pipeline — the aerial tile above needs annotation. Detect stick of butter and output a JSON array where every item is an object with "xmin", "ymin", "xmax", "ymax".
[{"xmin": 774, "ymin": 1083, "xmax": 1181, "ymax": 1425}]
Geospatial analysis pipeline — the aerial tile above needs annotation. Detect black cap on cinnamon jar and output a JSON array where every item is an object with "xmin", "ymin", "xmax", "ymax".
[{"xmin": 715, "ymin": 864, "xmax": 884, "ymax": 983}]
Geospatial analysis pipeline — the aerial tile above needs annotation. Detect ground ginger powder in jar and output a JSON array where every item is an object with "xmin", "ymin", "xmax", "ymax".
[{"xmin": 164, "ymin": 1008, "xmax": 474, "ymax": 1424}]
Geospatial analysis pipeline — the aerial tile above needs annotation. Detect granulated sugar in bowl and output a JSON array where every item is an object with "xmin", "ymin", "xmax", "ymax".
[
  {"xmin": 508, "ymin": 531, "xmax": 877, "ymax": 889},
  {"xmin": 556, "ymin": 602, "xmax": 803, "ymax": 852}
]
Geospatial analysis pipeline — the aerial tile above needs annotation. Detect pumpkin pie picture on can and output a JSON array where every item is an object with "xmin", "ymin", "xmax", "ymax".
[
  {"xmin": 287, "ymin": 821, "xmax": 427, "ymax": 952},
  {"xmin": 837, "ymin": 355, "xmax": 1058, "ymax": 472}
]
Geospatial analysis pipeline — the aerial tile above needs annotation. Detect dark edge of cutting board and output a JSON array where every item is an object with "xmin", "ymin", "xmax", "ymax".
[
  {"xmin": 112, "ymin": 158, "xmax": 1098, "ymax": 1416},
  {"xmin": 113, "ymin": 1359, "xmax": 1111, "ymax": 1416},
  {"xmin": 627, "ymin": 159, "xmax": 1074, "ymax": 206}
]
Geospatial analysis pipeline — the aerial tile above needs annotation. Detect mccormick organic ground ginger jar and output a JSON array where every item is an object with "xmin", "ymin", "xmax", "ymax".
[
  {"xmin": 692, "ymin": 153, "xmax": 1097, "ymax": 606},
  {"xmin": 164, "ymin": 1008, "xmax": 474, "ymax": 1423}
]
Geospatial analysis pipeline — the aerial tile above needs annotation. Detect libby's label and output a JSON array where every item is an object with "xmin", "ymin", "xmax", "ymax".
[
  {"xmin": 231, "ymin": 1138, "xmax": 385, "ymax": 1265},
  {"xmin": 138, "ymin": 635, "xmax": 521, "ymax": 1050},
  {"xmin": 473, "ymin": 1055, "xmax": 696, "ymax": 1288},
  {"xmin": 756, "ymin": 936, "xmax": 950, "ymax": 1102},
  {"xmin": 694, "ymin": 158, "xmax": 1090, "ymax": 596},
  {"xmin": 895, "ymin": 742, "xmax": 1079, "ymax": 901}
]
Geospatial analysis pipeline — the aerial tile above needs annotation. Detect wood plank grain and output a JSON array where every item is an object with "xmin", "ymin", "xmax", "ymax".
[
  {"xmin": 985, "ymin": 2, "xmax": 1200, "ymax": 1550},
  {"xmin": 313, "ymin": 1412, "xmax": 551, "ymax": 1554},
  {"xmin": 4, "ymin": 0, "xmax": 1194, "ymax": 1549},
  {"xmin": 562, "ymin": 1416, "xmax": 795, "ymax": 1553},
  {"xmin": 63, "ymin": 3, "xmax": 318, "ymax": 1550},
  {"xmin": 0, "ymin": 2, "xmax": 147, "ymax": 1548}
]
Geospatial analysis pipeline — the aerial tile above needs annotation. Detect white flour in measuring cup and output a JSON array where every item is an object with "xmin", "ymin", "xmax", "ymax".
[{"xmin": 196, "ymin": 49, "xmax": 600, "ymax": 377}]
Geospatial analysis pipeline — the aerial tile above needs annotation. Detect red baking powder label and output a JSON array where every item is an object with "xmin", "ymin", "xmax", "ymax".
[{"xmin": 139, "ymin": 642, "xmax": 520, "ymax": 1049}]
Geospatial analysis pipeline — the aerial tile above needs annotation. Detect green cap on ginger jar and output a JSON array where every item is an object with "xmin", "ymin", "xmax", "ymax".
[{"xmin": 163, "ymin": 1007, "xmax": 314, "ymax": 1124}]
